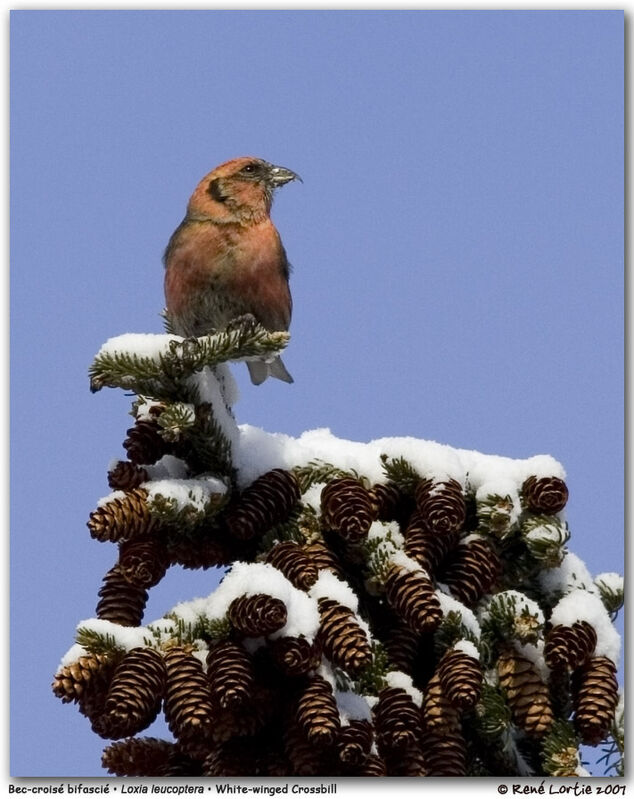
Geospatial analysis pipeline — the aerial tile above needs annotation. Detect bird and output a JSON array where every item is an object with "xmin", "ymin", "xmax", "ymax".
[{"xmin": 164, "ymin": 156, "xmax": 301, "ymax": 385}]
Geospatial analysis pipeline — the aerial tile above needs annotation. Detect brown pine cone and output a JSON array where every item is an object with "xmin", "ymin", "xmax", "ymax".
[
  {"xmin": 88, "ymin": 488, "xmax": 157, "ymax": 544},
  {"xmin": 404, "ymin": 510, "xmax": 460, "ymax": 574},
  {"xmin": 168, "ymin": 531, "xmax": 235, "ymax": 570},
  {"xmin": 99, "ymin": 648, "xmax": 166, "ymax": 739},
  {"xmin": 384, "ymin": 622, "xmax": 421, "ymax": 673},
  {"xmin": 356, "ymin": 752, "xmax": 387, "ymax": 776},
  {"xmin": 96, "ymin": 567, "xmax": 148, "ymax": 627},
  {"xmin": 228, "ymin": 593, "xmax": 288, "ymax": 637},
  {"xmin": 337, "ymin": 719, "xmax": 373, "ymax": 767},
  {"xmin": 421, "ymin": 672, "xmax": 460, "ymax": 734},
  {"xmin": 266, "ymin": 540, "xmax": 318, "ymax": 590},
  {"xmin": 437, "ymin": 647, "xmax": 482, "ymax": 710},
  {"xmin": 421, "ymin": 728, "xmax": 467, "ymax": 776},
  {"xmin": 102, "ymin": 737, "xmax": 200, "ymax": 777},
  {"xmin": 269, "ymin": 636, "xmax": 320, "ymax": 677},
  {"xmin": 203, "ymin": 739, "xmax": 258, "ymax": 777},
  {"xmin": 439, "ymin": 536, "xmax": 501, "ymax": 606},
  {"xmin": 224, "ymin": 469, "xmax": 300, "ymax": 540},
  {"xmin": 123, "ymin": 418, "xmax": 169, "ymax": 466},
  {"xmin": 163, "ymin": 647, "xmax": 215, "ymax": 751},
  {"xmin": 284, "ymin": 719, "xmax": 330, "ymax": 776},
  {"xmin": 572, "ymin": 656, "xmax": 619, "ymax": 745},
  {"xmin": 374, "ymin": 686, "xmax": 422, "ymax": 754},
  {"xmin": 414, "ymin": 477, "xmax": 466, "ymax": 536},
  {"xmin": 52, "ymin": 652, "xmax": 116, "ymax": 705},
  {"xmin": 497, "ymin": 649, "xmax": 554, "ymax": 738},
  {"xmin": 522, "ymin": 476, "xmax": 569, "ymax": 514},
  {"xmin": 317, "ymin": 598, "xmax": 372, "ymax": 676},
  {"xmin": 545, "ymin": 621, "xmax": 597, "ymax": 672},
  {"xmin": 320, "ymin": 477, "xmax": 374, "ymax": 543},
  {"xmin": 108, "ymin": 461, "xmax": 150, "ymax": 491},
  {"xmin": 118, "ymin": 538, "xmax": 170, "ymax": 588},
  {"xmin": 384, "ymin": 565, "xmax": 442, "ymax": 634},
  {"xmin": 296, "ymin": 675, "xmax": 340, "ymax": 749},
  {"xmin": 384, "ymin": 744, "xmax": 428, "ymax": 776},
  {"xmin": 206, "ymin": 640, "xmax": 254, "ymax": 710},
  {"xmin": 303, "ymin": 537, "xmax": 344, "ymax": 578},
  {"xmin": 369, "ymin": 482, "xmax": 409, "ymax": 523}
]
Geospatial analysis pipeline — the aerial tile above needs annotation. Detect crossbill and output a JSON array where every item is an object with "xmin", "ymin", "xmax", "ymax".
[{"xmin": 164, "ymin": 157, "xmax": 301, "ymax": 384}]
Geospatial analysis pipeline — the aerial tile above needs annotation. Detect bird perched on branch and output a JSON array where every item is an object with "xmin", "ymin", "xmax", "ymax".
[{"xmin": 164, "ymin": 156, "xmax": 301, "ymax": 385}]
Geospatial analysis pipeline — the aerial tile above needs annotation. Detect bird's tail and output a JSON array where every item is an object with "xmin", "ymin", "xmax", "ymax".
[{"xmin": 247, "ymin": 356, "xmax": 294, "ymax": 385}]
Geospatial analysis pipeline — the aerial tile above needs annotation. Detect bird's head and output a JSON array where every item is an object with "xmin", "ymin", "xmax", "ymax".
[{"xmin": 187, "ymin": 157, "xmax": 301, "ymax": 224}]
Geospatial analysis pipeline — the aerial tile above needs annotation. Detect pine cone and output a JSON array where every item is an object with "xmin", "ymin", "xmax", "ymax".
[
  {"xmin": 88, "ymin": 488, "xmax": 157, "ymax": 543},
  {"xmin": 225, "ymin": 469, "xmax": 300, "ymax": 540},
  {"xmin": 99, "ymin": 648, "xmax": 166, "ymax": 739},
  {"xmin": 374, "ymin": 686, "xmax": 422, "ymax": 753},
  {"xmin": 384, "ymin": 565, "xmax": 442, "ymax": 634},
  {"xmin": 206, "ymin": 640, "xmax": 254, "ymax": 709},
  {"xmin": 356, "ymin": 752, "xmax": 387, "ymax": 776},
  {"xmin": 439, "ymin": 536, "xmax": 501, "ymax": 606},
  {"xmin": 101, "ymin": 737, "xmax": 200, "ymax": 777},
  {"xmin": 228, "ymin": 593, "xmax": 288, "ymax": 637},
  {"xmin": 269, "ymin": 636, "xmax": 320, "ymax": 677},
  {"xmin": 296, "ymin": 675, "xmax": 340, "ymax": 749},
  {"xmin": 522, "ymin": 476, "xmax": 569, "ymax": 514},
  {"xmin": 168, "ymin": 531, "xmax": 235, "ymax": 570},
  {"xmin": 404, "ymin": 510, "xmax": 460, "ymax": 574},
  {"xmin": 96, "ymin": 567, "xmax": 148, "ymax": 627},
  {"xmin": 337, "ymin": 719, "xmax": 373, "ymax": 767},
  {"xmin": 52, "ymin": 652, "xmax": 116, "ymax": 705},
  {"xmin": 284, "ymin": 719, "xmax": 330, "ymax": 776},
  {"xmin": 163, "ymin": 647, "xmax": 215, "ymax": 751},
  {"xmin": 421, "ymin": 672, "xmax": 460, "ymax": 734},
  {"xmin": 303, "ymin": 537, "xmax": 344, "ymax": 578},
  {"xmin": 414, "ymin": 478, "xmax": 466, "ymax": 535},
  {"xmin": 203, "ymin": 740, "xmax": 258, "ymax": 777},
  {"xmin": 317, "ymin": 598, "xmax": 372, "ymax": 676},
  {"xmin": 384, "ymin": 744, "xmax": 428, "ymax": 776},
  {"xmin": 123, "ymin": 418, "xmax": 169, "ymax": 466},
  {"xmin": 108, "ymin": 461, "xmax": 150, "ymax": 491},
  {"xmin": 118, "ymin": 538, "xmax": 170, "ymax": 588},
  {"xmin": 545, "ymin": 621, "xmax": 597, "ymax": 672},
  {"xmin": 266, "ymin": 540, "xmax": 318, "ymax": 590},
  {"xmin": 437, "ymin": 648, "xmax": 482, "ymax": 710},
  {"xmin": 421, "ymin": 729, "xmax": 467, "ymax": 776},
  {"xmin": 320, "ymin": 477, "xmax": 374, "ymax": 542},
  {"xmin": 497, "ymin": 649, "xmax": 554, "ymax": 737},
  {"xmin": 572, "ymin": 656, "xmax": 619, "ymax": 745},
  {"xmin": 369, "ymin": 482, "xmax": 409, "ymax": 523},
  {"xmin": 385, "ymin": 622, "xmax": 421, "ymax": 673}
]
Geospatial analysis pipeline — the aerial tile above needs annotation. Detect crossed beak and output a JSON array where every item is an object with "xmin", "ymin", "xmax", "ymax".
[{"xmin": 268, "ymin": 164, "xmax": 302, "ymax": 187}]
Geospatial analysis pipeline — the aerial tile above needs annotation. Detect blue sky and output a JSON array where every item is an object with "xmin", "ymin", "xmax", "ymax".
[{"xmin": 10, "ymin": 10, "xmax": 623, "ymax": 777}]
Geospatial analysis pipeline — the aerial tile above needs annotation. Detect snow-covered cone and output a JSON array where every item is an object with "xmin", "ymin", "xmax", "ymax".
[
  {"xmin": 295, "ymin": 675, "xmax": 340, "ymax": 748},
  {"xmin": 374, "ymin": 686, "xmax": 423, "ymax": 753},
  {"xmin": 52, "ymin": 652, "xmax": 117, "ymax": 705},
  {"xmin": 421, "ymin": 672, "xmax": 460, "ymax": 734},
  {"xmin": 108, "ymin": 460, "xmax": 149, "ymax": 491},
  {"xmin": 414, "ymin": 478, "xmax": 466, "ymax": 535},
  {"xmin": 384, "ymin": 564, "xmax": 442, "ymax": 633},
  {"xmin": 123, "ymin": 417, "xmax": 170, "ymax": 466},
  {"xmin": 317, "ymin": 598, "xmax": 372, "ymax": 675},
  {"xmin": 96, "ymin": 567, "xmax": 149, "ymax": 627},
  {"xmin": 206, "ymin": 640, "xmax": 254, "ymax": 710},
  {"xmin": 117, "ymin": 538, "xmax": 170, "ymax": 588},
  {"xmin": 163, "ymin": 647, "xmax": 215, "ymax": 754},
  {"xmin": 88, "ymin": 488, "xmax": 157, "ymax": 543},
  {"xmin": 437, "ymin": 647, "xmax": 482, "ymax": 710},
  {"xmin": 225, "ymin": 469, "xmax": 300, "ymax": 540},
  {"xmin": 521, "ymin": 475, "xmax": 569, "ymax": 514},
  {"xmin": 439, "ymin": 536, "xmax": 501, "ymax": 606},
  {"xmin": 228, "ymin": 593, "xmax": 288, "ymax": 637},
  {"xmin": 98, "ymin": 647, "xmax": 166, "ymax": 739},
  {"xmin": 320, "ymin": 477, "xmax": 374, "ymax": 542},
  {"xmin": 544, "ymin": 621, "xmax": 597, "ymax": 672},
  {"xmin": 102, "ymin": 737, "xmax": 201, "ymax": 777},
  {"xmin": 404, "ymin": 511, "xmax": 460, "ymax": 573},
  {"xmin": 266, "ymin": 540, "xmax": 318, "ymax": 590},
  {"xmin": 572, "ymin": 656, "xmax": 619, "ymax": 745},
  {"xmin": 421, "ymin": 728, "xmax": 467, "ymax": 776},
  {"xmin": 497, "ymin": 649, "xmax": 554, "ymax": 737}
]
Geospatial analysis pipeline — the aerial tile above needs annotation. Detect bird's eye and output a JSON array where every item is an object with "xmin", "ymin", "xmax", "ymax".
[{"xmin": 241, "ymin": 162, "xmax": 259, "ymax": 175}]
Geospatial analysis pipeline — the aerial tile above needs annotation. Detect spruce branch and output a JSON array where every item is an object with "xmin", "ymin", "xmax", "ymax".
[
  {"xmin": 292, "ymin": 460, "xmax": 362, "ymax": 494},
  {"xmin": 379, "ymin": 454, "xmax": 421, "ymax": 495},
  {"xmin": 355, "ymin": 641, "xmax": 391, "ymax": 696},
  {"xmin": 75, "ymin": 627, "xmax": 127, "ymax": 657},
  {"xmin": 541, "ymin": 719, "xmax": 583, "ymax": 777}
]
